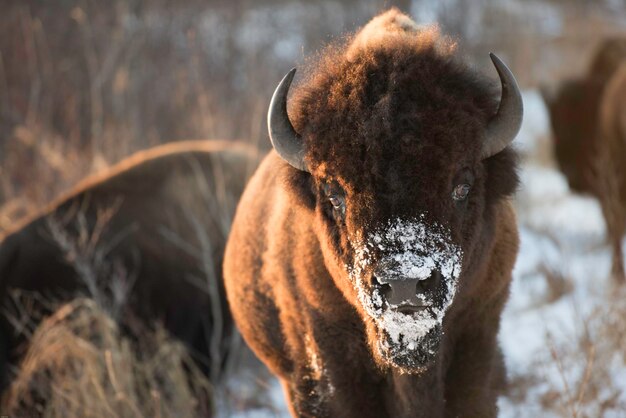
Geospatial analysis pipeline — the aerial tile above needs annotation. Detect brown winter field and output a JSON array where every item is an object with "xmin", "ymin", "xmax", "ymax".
[{"xmin": 1, "ymin": 1, "xmax": 625, "ymax": 417}]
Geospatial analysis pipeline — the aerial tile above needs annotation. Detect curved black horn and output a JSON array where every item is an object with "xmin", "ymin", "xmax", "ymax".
[
  {"xmin": 267, "ymin": 68, "xmax": 308, "ymax": 172},
  {"xmin": 482, "ymin": 53, "xmax": 524, "ymax": 159}
]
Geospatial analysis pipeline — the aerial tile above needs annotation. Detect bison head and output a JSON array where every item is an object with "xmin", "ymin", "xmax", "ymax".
[{"xmin": 268, "ymin": 17, "xmax": 522, "ymax": 373}]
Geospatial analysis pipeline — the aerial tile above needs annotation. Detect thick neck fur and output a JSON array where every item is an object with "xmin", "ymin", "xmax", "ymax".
[{"xmin": 279, "ymin": 168, "xmax": 503, "ymax": 417}]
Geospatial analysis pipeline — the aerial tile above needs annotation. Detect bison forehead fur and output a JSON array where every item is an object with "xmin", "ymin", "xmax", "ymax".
[
  {"xmin": 225, "ymin": 8, "xmax": 520, "ymax": 418},
  {"xmin": 287, "ymin": 12, "xmax": 518, "ymax": 240}
]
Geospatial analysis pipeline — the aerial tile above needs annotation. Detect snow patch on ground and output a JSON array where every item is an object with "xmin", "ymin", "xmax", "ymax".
[{"xmin": 499, "ymin": 89, "xmax": 626, "ymax": 416}]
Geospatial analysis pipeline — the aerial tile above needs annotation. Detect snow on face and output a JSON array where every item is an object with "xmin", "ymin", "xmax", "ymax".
[{"xmin": 348, "ymin": 215, "xmax": 463, "ymax": 370}]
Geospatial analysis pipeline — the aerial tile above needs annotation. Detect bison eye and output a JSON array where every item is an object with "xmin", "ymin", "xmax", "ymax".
[
  {"xmin": 329, "ymin": 195, "xmax": 346, "ymax": 214},
  {"xmin": 322, "ymin": 181, "xmax": 346, "ymax": 217},
  {"xmin": 452, "ymin": 184, "xmax": 471, "ymax": 201}
]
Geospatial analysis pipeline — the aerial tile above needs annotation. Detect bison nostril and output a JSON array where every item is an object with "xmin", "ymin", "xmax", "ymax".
[
  {"xmin": 384, "ymin": 279, "xmax": 420, "ymax": 307},
  {"xmin": 372, "ymin": 275, "xmax": 381, "ymax": 286},
  {"xmin": 418, "ymin": 270, "xmax": 442, "ymax": 293},
  {"xmin": 381, "ymin": 283, "xmax": 392, "ymax": 299},
  {"xmin": 373, "ymin": 276, "xmax": 393, "ymax": 297}
]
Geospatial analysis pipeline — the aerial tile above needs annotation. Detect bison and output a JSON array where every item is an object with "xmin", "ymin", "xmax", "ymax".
[
  {"xmin": 544, "ymin": 38, "xmax": 626, "ymax": 281},
  {"xmin": 224, "ymin": 10, "xmax": 522, "ymax": 418},
  {"xmin": 0, "ymin": 139, "xmax": 259, "ymax": 389},
  {"xmin": 594, "ymin": 61, "xmax": 626, "ymax": 282}
]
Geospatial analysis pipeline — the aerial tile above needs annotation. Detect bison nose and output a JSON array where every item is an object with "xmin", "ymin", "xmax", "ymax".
[{"xmin": 375, "ymin": 270, "xmax": 442, "ymax": 313}]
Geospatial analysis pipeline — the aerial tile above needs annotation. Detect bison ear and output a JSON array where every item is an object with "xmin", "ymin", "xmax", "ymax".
[
  {"xmin": 267, "ymin": 68, "xmax": 309, "ymax": 172},
  {"xmin": 482, "ymin": 53, "xmax": 523, "ymax": 159}
]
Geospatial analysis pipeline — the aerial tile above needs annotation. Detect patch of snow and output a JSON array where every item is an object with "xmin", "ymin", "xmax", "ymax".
[
  {"xmin": 515, "ymin": 90, "xmax": 552, "ymax": 159},
  {"xmin": 500, "ymin": 93, "xmax": 626, "ymax": 415},
  {"xmin": 517, "ymin": 165, "xmax": 569, "ymax": 202},
  {"xmin": 512, "ymin": 227, "xmax": 561, "ymax": 280},
  {"xmin": 366, "ymin": 216, "xmax": 463, "ymax": 282},
  {"xmin": 515, "ymin": 164, "xmax": 607, "ymax": 250},
  {"xmin": 378, "ymin": 307, "xmax": 439, "ymax": 346}
]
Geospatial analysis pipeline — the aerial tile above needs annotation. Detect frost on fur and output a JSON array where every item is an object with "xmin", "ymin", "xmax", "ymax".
[{"xmin": 348, "ymin": 215, "xmax": 463, "ymax": 371}]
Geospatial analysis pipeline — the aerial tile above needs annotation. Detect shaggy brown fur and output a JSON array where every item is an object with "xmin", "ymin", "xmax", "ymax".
[
  {"xmin": 0, "ymin": 140, "xmax": 259, "ymax": 390},
  {"xmin": 544, "ymin": 38, "xmax": 626, "ymax": 194},
  {"xmin": 224, "ymin": 9, "xmax": 519, "ymax": 418},
  {"xmin": 595, "ymin": 62, "xmax": 626, "ymax": 281},
  {"xmin": 544, "ymin": 38, "xmax": 626, "ymax": 281},
  {"xmin": 544, "ymin": 78, "xmax": 603, "ymax": 193},
  {"xmin": 544, "ymin": 39, "xmax": 626, "ymax": 194}
]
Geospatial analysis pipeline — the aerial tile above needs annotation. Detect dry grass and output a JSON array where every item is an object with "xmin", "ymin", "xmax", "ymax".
[
  {"xmin": 539, "ymin": 264, "xmax": 573, "ymax": 304},
  {"xmin": 3, "ymin": 298, "xmax": 213, "ymax": 418},
  {"xmin": 543, "ymin": 289, "xmax": 626, "ymax": 416},
  {"xmin": 504, "ymin": 283, "xmax": 626, "ymax": 417},
  {"xmin": 0, "ymin": 157, "xmax": 243, "ymax": 415},
  {"xmin": 44, "ymin": 201, "xmax": 137, "ymax": 321}
]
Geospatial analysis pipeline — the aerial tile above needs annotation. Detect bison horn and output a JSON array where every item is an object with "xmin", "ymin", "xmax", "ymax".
[
  {"xmin": 482, "ymin": 53, "xmax": 524, "ymax": 159},
  {"xmin": 267, "ymin": 68, "xmax": 308, "ymax": 172}
]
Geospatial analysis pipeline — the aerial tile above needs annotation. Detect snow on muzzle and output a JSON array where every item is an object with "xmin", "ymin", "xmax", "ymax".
[{"xmin": 348, "ymin": 215, "xmax": 463, "ymax": 369}]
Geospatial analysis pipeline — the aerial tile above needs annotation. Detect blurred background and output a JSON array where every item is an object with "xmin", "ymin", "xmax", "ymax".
[
  {"xmin": 1, "ymin": 0, "xmax": 624, "ymax": 222},
  {"xmin": 1, "ymin": 0, "xmax": 626, "ymax": 417}
]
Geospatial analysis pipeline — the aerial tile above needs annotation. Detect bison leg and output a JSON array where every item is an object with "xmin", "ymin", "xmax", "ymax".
[
  {"xmin": 443, "ymin": 300, "xmax": 507, "ymax": 418},
  {"xmin": 281, "ymin": 375, "xmax": 329, "ymax": 418},
  {"xmin": 611, "ymin": 237, "xmax": 625, "ymax": 283}
]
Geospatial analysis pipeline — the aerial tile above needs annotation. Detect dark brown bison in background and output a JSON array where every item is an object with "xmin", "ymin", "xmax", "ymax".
[
  {"xmin": 224, "ymin": 9, "xmax": 522, "ymax": 418},
  {"xmin": 544, "ymin": 38, "xmax": 626, "ymax": 281},
  {"xmin": 0, "ymin": 140, "xmax": 259, "ymax": 390},
  {"xmin": 594, "ymin": 61, "xmax": 626, "ymax": 282}
]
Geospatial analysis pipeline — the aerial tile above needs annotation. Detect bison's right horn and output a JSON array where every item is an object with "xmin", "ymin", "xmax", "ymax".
[
  {"xmin": 482, "ymin": 53, "xmax": 524, "ymax": 159},
  {"xmin": 268, "ymin": 68, "xmax": 308, "ymax": 172}
]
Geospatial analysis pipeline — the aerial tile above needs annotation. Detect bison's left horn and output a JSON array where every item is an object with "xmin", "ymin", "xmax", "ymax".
[
  {"xmin": 268, "ymin": 68, "xmax": 308, "ymax": 172},
  {"xmin": 482, "ymin": 53, "xmax": 523, "ymax": 159}
]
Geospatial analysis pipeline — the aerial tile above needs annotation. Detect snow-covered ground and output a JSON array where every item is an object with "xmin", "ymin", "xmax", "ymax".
[
  {"xmin": 499, "ymin": 92, "xmax": 626, "ymax": 417},
  {"xmin": 222, "ymin": 90, "xmax": 626, "ymax": 417}
]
